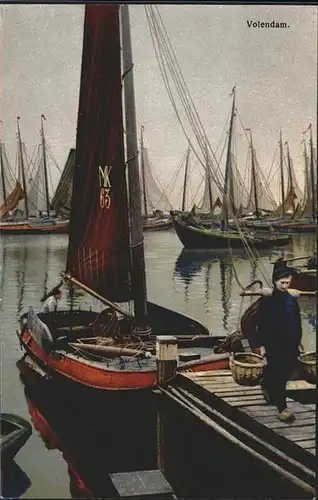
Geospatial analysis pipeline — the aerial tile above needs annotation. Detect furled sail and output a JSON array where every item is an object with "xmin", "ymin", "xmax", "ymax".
[
  {"xmin": 0, "ymin": 181, "xmax": 24, "ymax": 219},
  {"xmin": 0, "ymin": 142, "xmax": 25, "ymax": 219},
  {"xmin": 196, "ymin": 166, "xmax": 214, "ymax": 213},
  {"xmin": 66, "ymin": 5, "xmax": 132, "ymax": 302},
  {"xmin": 27, "ymin": 150, "xmax": 48, "ymax": 216},
  {"xmin": 11, "ymin": 141, "xmax": 30, "ymax": 217},
  {"xmin": 0, "ymin": 143, "xmax": 17, "ymax": 206},
  {"xmin": 140, "ymin": 146, "xmax": 172, "ymax": 215},
  {"xmin": 51, "ymin": 148, "xmax": 75, "ymax": 217},
  {"xmin": 271, "ymin": 157, "xmax": 303, "ymax": 217},
  {"xmin": 244, "ymin": 150, "xmax": 277, "ymax": 214}
]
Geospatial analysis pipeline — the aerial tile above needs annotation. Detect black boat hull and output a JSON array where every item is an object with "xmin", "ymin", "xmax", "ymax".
[
  {"xmin": 1, "ymin": 413, "xmax": 32, "ymax": 467},
  {"xmin": 172, "ymin": 215, "xmax": 290, "ymax": 249}
]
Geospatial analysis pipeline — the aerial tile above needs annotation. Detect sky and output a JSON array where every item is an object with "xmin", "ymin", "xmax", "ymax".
[{"xmin": 1, "ymin": 4, "xmax": 317, "ymax": 208}]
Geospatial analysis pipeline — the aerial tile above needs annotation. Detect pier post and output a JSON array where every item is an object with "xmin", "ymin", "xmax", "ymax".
[{"xmin": 156, "ymin": 336, "xmax": 178, "ymax": 386}]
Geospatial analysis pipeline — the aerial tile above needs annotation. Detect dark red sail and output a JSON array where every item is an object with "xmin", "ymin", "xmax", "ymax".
[{"xmin": 66, "ymin": 5, "xmax": 132, "ymax": 302}]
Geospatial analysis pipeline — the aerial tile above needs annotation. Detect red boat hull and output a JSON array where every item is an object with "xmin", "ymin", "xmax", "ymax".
[
  {"xmin": 0, "ymin": 221, "xmax": 69, "ymax": 234},
  {"xmin": 20, "ymin": 330, "xmax": 229, "ymax": 391}
]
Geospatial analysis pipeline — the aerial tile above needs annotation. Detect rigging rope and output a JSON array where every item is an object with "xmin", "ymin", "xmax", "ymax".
[{"xmin": 145, "ymin": 5, "xmax": 274, "ymax": 287}]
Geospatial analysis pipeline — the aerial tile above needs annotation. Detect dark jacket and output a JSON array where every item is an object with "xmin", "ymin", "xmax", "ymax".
[{"xmin": 255, "ymin": 290, "xmax": 302, "ymax": 358}]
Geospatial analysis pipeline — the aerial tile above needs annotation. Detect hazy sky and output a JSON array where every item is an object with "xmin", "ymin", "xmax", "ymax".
[{"xmin": 1, "ymin": 4, "xmax": 317, "ymax": 207}]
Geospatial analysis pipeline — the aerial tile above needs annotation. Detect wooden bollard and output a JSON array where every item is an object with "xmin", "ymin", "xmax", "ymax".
[{"xmin": 156, "ymin": 336, "xmax": 178, "ymax": 385}]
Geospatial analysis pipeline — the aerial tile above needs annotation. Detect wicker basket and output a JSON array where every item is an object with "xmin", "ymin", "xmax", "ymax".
[
  {"xmin": 297, "ymin": 351, "xmax": 316, "ymax": 383},
  {"xmin": 230, "ymin": 352, "xmax": 265, "ymax": 386}
]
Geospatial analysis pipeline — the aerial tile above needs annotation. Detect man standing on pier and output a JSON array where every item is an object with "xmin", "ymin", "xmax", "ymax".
[{"xmin": 254, "ymin": 267, "xmax": 303, "ymax": 423}]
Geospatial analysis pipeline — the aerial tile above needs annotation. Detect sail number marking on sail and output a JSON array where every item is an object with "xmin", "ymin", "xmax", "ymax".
[{"xmin": 98, "ymin": 165, "xmax": 112, "ymax": 209}]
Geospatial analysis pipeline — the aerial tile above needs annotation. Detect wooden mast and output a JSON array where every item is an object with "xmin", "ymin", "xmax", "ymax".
[
  {"xmin": 248, "ymin": 129, "xmax": 260, "ymax": 218},
  {"xmin": 285, "ymin": 141, "xmax": 295, "ymax": 213},
  {"xmin": 302, "ymin": 139, "xmax": 309, "ymax": 213},
  {"xmin": 0, "ymin": 142, "xmax": 7, "ymax": 210},
  {"xmin": 121, "ymin": 5, "xmax": 148, "ymax": 330},
  {"xmin": 40, "ymin": 115, "xmax": 51, "ymax": 216},
  {"xmin": 205, "ymin": 138, "xmax": 213, "ymax": 212},
  {"xmin": 279, "ymin": 130, "xmax": 285, "ymax": 218},
  {"xmin": 309, "ymin": 124, "xmax": 316, "ymax": 219},
  {"xmin": 17, "ymin": 117, "xmax": 29, "ymax": 219},
  {"xmin": 181, "ymin": 146, "xmax": 190, "ymax": 211},
  {"xmin": 221, "ymin": 87, "xmax": 236, "ymax": 229},
  {"xmin": 140, "ymin": 125, "xmax": 148, "ymax": 219}
]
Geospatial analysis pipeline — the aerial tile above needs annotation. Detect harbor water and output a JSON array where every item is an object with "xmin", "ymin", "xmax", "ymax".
[{"xmin": 0, "ymin": 230, "xmax": 316, "ymax": 498}]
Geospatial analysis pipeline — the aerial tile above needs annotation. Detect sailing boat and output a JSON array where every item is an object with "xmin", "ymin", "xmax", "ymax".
[
  {"xmin": 0, "ymin": 141, "xmax": 25, "ymax": 220},
  {"xmin": 271, "ymin": 126, "xmax": 317, "ymax": 233},
  {"xmin": 233, "ymin": 129, "xmax": 279, "ymax": 231},
  {"xmin": 0, "ymin": 117, "xmax": 69, "ymax": 234},
  {"xmin": 18, "ymin": 356, "xmax": 160, "ymax": 498},
  {"xmin": 172, "ymin": 90, "xmax": 290, "ymax": 249},
  {"xmin": 17, "ymin": 5, "xmax": 229, "ymax": 391},
  {"xmin": 186, "ymin": 140, "xmax": 221, "ymax": 225},
  {"xmin": 50, "ymin": 148, "xmax": 76, "ymax": 219},
  {"xmin": 140, "ymin": 126, "xmax": 173, "ymax": 231}
]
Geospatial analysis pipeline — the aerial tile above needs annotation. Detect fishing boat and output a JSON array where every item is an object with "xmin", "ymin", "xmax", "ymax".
[
  {"xmin": 17, "ymin": 5, "xmax": 230, "ymax": 391},
  {"xmin": 0, "ymin": 413, "xmax": 32, "ymax": 467},
  {"xmin": 50, "ymin": 148, "xmax": 76, "ymax": 219},
  {"xmin": 171, "ymin": 92, "xmax": 290, "ymax": 249},
  {"xmin": 139, "ymin": 126, "xmax": 173, "ymax": 231},
  {"xmin": 17, "ymin": 356, "xmax": 161, "ymax": 498},
  {"xmin": 172, "ymin": 211, "xmax": 290, "ymax": 249},
  {"xmin": 272, "ymin": 126, "xmax": 316, "ymax": 233},
  {"xmin": 0, "ymin": 116, "xmax": 69, "ymax": 234},
  {"xmin": 0, "ymin": 142, "xmax": 25, "ymax": 220},
  {"xmin": 242, "ymin": 128, "xmax": 317, "ymax": 234}
]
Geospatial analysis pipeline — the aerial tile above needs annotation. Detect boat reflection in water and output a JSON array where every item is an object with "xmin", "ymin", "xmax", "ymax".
[
  {"xmin": 1, "ymin": 460, "xmax": 32, "ymax": 499},
  {"xmin": 173, "ymin": 248, "xmax": 261, "ymax": 334},
  {"xmin": 16, "ymin": 357, "xmax": 158, "ymax": 499},
  {"xmin": 173, "ymin": 246, "xmax": 317, "ymax": 350}
]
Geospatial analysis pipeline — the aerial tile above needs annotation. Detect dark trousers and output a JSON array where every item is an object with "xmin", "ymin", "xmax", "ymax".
[{"xmin": 261, "ymin": 354, "xmax": 296, "ymax": 412}]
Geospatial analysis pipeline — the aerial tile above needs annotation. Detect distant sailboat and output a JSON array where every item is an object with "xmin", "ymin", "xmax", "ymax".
[
  {"xmin": 0, "ymin": 141, "xmax": 24, "ymax": 220},
  {"xmin": 172, "ymin": 90, "xmax": 290, "ymax": 248},
  {"xmin": 272, "ymin": 125, "xmax": 316, "ymax": 232},
  {"xmin": 51, "ymin": 148, "xmax": 76, "ymax": 218},
  {"xmin": 0, "ymin": 117, "xmax": 69, "ymax": 234},
  {"xmin": 139, "ymin": 126, "xmax": 173, "ymax": 231}
]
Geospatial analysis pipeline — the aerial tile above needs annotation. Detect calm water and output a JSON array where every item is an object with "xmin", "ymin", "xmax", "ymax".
[{"xmin": 0, "ymin": 230, "xmax": 316, "ymax": 498}]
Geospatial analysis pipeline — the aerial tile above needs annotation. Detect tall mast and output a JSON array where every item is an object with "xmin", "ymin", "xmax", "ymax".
[
  {"xmin": 0, "ymin": 121, "xmax": 7, "ymax": 209},
  {"xmin": 279, "ymin": 130, "xmax": 285, "ymax": 218},
  {"xmin": 121, "ymin": 5, "xmax": 148, "ymax": 328},
  {"xmin": 140, "ymin": 125, "xmax": 148, "ymax": 219},
  {"xmin": 222, "ymin": 87, "xmax": 236, "ymax": 228},
  {"xmin": 285, "ymin": 142, "xmax": 295, "ymax": 212},
  {"xmin": 302, "ymin": 139, "xmax": 309, "ymax": 209},
  {"xmin": 205, "ymin": 138, "xmax": 213, "ymax": 211},
  {"xmin": 17, "ymin": 117, "xmax": 29, "ymax": 219},
  {"xmin": 40, "ymin": 115, "xmax": 50, "ymax": 216},
  {"xmin": 248, "ymin": 129, "xmax": 259, "ymax": 218},
  {"xmin": 181, "ymin": 146, "xmax": 190, "ymax": 211},
  {"xmin": 309, "ymin": 124, "xmax": 316, "ymax": 219},
  {"xmin": 0, "ymin": 143, "xmax": 7, "ymax": 209}
]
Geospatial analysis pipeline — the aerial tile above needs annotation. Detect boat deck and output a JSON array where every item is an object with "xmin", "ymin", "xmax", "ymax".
[
  {"xmin": 62, "ymin": 346, "xmax": 225, "ymax": 372},
  {"xmin": 158, "ymin": 370, "xmax": 316, "ymax": 495}
]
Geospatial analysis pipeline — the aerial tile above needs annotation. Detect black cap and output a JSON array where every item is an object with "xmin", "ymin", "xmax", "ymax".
[{"xmin": 272, "ymin": 266, "xmax": 296, "ymax": 283}]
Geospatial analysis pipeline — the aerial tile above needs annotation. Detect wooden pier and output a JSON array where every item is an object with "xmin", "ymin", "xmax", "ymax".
[{"xmin": 157, "ymin": 369, "xmax": 316, "ymax": 496}]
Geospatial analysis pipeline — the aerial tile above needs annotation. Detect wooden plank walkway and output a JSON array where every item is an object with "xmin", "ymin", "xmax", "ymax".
[
  {"xmin": 158, "ymin": 370, "xmax": 316, "ymax": 496},
  {"xmin": 183, "ymin": 370, "xmax": 316, "ymax": 454}
]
